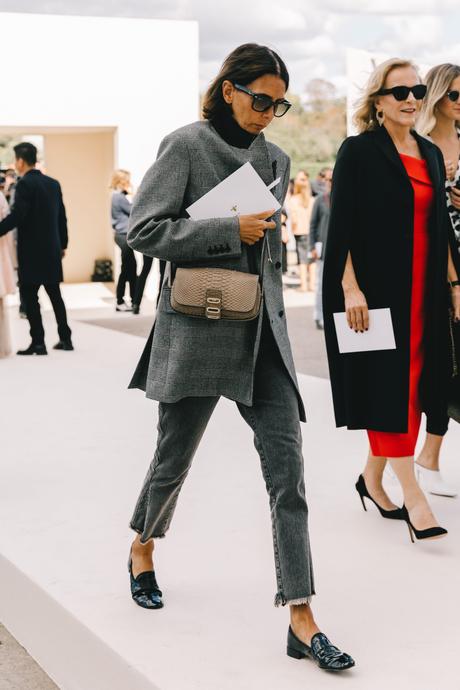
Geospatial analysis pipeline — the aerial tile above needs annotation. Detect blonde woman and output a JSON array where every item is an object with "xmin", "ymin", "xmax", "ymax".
[
  {"xmin": 413, "ymin": 63, "xmax": 460, "ymax": 498},
  {"xmin": 111, "ymin": 170, "xmax": 137, "ymax": 312},
  {"xmin": 0, "ymin": 190, "xmax": 16, "ymax": 357},
  {"xmin": 289, "ymin": 170, "xmax": 315, "ymax": 291},
  {"xmin": 323, "ymin": 58, "xmax": 460, "ymax": 541}
]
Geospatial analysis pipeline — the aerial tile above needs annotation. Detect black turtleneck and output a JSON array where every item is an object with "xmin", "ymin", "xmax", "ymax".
[{"xmin": 211, "ymin": 108, "xmax": 257, "ymax": 149}]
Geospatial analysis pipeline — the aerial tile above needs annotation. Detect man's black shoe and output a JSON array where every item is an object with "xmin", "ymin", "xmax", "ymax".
[
  {"xmin": 53, "ymin": 340, "xmax": 74, "ymax": 351},
  {"xmin": 17, "ymin": 343, "xmax": 48, "ymax": 356}
]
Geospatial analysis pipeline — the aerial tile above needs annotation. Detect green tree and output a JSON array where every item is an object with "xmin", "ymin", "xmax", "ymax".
[{"xmin": 267, "ymin": 87, "xmax": 346, "ymax": 178}]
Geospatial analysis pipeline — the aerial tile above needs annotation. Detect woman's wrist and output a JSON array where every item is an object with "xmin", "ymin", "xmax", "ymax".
[{"xmin": 342, "ymin": 281, "xmax": 360, "ymax": 294}]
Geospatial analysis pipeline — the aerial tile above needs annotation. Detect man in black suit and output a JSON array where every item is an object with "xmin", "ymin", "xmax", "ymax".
[{"xmin": 0, "ymin": 142, "xmax": 73, "ymax": 355}]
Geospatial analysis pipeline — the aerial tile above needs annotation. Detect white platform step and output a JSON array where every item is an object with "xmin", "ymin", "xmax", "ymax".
[{"xmin": 1, "ymin": 310, "xmax": 460, "ymax": 690}]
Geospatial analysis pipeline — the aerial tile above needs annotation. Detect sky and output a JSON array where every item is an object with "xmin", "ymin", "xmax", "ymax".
[{"xmin": 1, "ymin": 0, "xmax": 460, "ymax": 94}]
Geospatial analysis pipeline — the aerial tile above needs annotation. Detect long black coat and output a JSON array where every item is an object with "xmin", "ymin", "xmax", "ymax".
[
  {"xmin": 0, "ymin": 169, "xmax": 68, "ymax": 284},
  {"xmin": 323, "ymin": 125, "xmax": 459, "ymax": 435}
]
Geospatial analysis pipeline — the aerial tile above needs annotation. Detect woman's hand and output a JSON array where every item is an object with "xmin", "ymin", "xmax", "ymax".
[
  {"xmin": 451, "ymin": 286, "xmax": 460, "ymax": 322},
  {"xmin": 239, "ymin": 209, "xmax": 276, "ymax": 246},
  {"xmin": 450, "ymin": 187, "xmax": 460, "ymax": 210},
  {"xmin": 445, "ymin": 159, "xmax": 456, "ymax": 181},
  {"xmin": 344, "ymin": 287, "xmax": 369, "ymax": 332}
]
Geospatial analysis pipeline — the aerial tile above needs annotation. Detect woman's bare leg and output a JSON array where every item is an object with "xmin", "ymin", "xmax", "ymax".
[
  {"xmin": 131, "ymin": 534, "xmax": 154, "ymax": 577},
  {"xmin": 416, "ymin": 433, "xmax": 444, "ymax": 471},
  {"xmin": 298, "ymin": 263, "xmax": 308, "ymax": 292},
  {"xmin": 388, "ymin": 456, "xmax": 441, "ymax": 530},
  {"xmin": 290, "ymin": 604, "xmax": 320, "ymax": 644},
  {"xmin": 362, "ymin": 448, "xmax": 399, "ymax": 511}
]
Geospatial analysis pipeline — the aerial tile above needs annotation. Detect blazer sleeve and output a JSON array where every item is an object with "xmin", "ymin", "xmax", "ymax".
[
  {"xmin": 323, "ymin": 137, "xmax": 360, "ymax": 290},
  {"xmin": 0, "ymin": 177, "xmax": 32, "ymax": 237},
  {"xmin": 127, "ymin": 133, "xmax": 242, "ymax": 263},
  {"xmin": 57, "ymin": 184, "xmax": 68, "ymax": 250}
]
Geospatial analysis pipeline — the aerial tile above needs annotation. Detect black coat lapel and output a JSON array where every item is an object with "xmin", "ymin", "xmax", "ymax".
[{"xmin": 372, "ymin": 125, "xmax": 411, "ymax": 182}]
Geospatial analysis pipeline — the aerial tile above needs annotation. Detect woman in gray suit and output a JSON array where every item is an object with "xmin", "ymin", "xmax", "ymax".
[{"xmin": 126, "ymin": 43, "xmax": 354, "ymax": 672}]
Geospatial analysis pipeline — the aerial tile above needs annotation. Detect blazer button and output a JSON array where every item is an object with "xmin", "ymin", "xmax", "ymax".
[
  {"xmin": 279, "ymin": 310, "xmax": 284, "ymax": 318},
  {"xmin": 275, "ymin": 261, "xmax": 281, "ymax": 270}
]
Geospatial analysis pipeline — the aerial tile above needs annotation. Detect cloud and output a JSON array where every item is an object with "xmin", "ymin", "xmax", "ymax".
[
  {"xmin": 381, "ymin": 14, "xmax": 443, "ymax": 51},
  {"xmin": 1, "ymin": 0, "xmax": 460, "ymax": 95},
  {"xmin": 323, "ymin": 0, "xmax": 457, "ymax": 13}
]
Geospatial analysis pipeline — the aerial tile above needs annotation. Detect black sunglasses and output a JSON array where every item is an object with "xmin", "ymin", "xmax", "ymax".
[
  {"xmin": 233, "ymin": 83, "xmax": 292, "ymax": 117},
  {"xmin": 375, "ymin": 84, "xmax": 427, "ymax": 101},
  {"xmin": 447, "ymin": 90, "xmax": 460, "ymax": 102}
]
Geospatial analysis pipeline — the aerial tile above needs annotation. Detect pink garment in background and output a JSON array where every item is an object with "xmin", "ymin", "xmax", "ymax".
[{"xmin": 0, "ymin": 192, "xmax": 16, "ymax": 297}]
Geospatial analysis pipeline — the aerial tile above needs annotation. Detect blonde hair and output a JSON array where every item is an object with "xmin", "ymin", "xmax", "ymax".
[
  {"xmin": 417, "ymin": 63, "xmax": 460, "ymax": 136},
  {"xmin": 110, "ymin": 169, "xmax": 130, "ymax": 191},
  {"xmin": 293, "ymin": 170, "xmax": 312, "ymax": 208},
  {"xmin": 353, "ymin": 58, "xmax": 420, "ymax": 133}
]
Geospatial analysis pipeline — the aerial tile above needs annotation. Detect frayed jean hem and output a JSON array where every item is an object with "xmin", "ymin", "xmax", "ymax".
[{"xmin": 275, "ymin": 593, "xmax": 314, "ymax": 607}]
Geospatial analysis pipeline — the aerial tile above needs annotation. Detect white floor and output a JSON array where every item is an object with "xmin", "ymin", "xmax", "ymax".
[{"xmin": 1, "ymin": 298, "xmax": 460, "ymax": 690}]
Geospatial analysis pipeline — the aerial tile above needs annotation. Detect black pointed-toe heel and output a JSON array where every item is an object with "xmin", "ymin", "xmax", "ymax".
[
  {"xmin": 400, "ymin": 506, "xmax": 448, "ymax": 543},
  {"xmin": 128, "ymin": 551, "xmax": 164, "ymax": 609},
  {"xmin": 355, "ymin": 474, "xmax": 403, "ymax": 520},
  {"xmin": 287, "ymin": 627, "xmax": 355, "ymax": 672}
]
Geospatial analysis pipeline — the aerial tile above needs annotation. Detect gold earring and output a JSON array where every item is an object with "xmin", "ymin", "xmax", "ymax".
[{"xmin": 376, "ymin": 110, "xmax": 385, "ymax": 126}]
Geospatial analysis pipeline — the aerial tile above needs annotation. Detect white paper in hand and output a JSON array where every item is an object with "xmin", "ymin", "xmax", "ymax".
[
  {"xmin": 186, "ymin": 162, "xmax": 281, "ymax": 220},
  {"xmin": 334, "ymin": 308, "xmax": 396, "ymax": 354}
]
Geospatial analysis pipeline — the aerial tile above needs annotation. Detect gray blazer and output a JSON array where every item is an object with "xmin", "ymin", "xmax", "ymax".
[{"xmin": 127, "ymin": 120, "xmax": 305, "ymax": 421}]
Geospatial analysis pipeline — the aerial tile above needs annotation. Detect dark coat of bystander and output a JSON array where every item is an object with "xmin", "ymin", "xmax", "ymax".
[
  {"xmin": 0, "ymin": 169, "xmax": 68, "ymax": 284},
  {"xmin": 323, "ymin": 125, "xmax": 460, "ymax": 435}
]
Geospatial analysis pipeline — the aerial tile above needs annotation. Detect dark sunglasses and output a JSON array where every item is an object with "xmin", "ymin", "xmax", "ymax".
[
  {"xmin": 447, "ymin": 90, "xmax": 460, "ymax": 102},
  {"xmin": 233, "ymin": 83, "xmax": 292, "ymax": 117},
  {"xmin": 375, "ymin": 84, "xmax": 427, "ymax": 101}
]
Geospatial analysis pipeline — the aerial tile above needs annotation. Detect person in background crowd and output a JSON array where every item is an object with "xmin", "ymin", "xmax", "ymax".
[
  {"xmin": 311, "ymin": 167, "xmax": 329, "ymax": 197},
  {"xmin": 0, "ymin": 142, "xmax": 73, "ymax": 355},
  {"xmin": 309, "ymin": 167, "xmax": 332, "ymax": 330},
  {"xmin": 290, "ymin": 170, "xmax": 315, "ymax": 292},
  {"xmin": 110, "ymin": 169, "xmax": 137, "ymax": 312},
  {"xmin": 132, "ymin": 253, "xmax": 153, "ymax": 315},
  {"xmin": 0, "ymin": 188, "xmax": 16, "ymax": 357},
  {"xmin": 2, "ymin": 168, "xmax": 25, "ymax": 317},
  {"xmin": 407, "ymin": 62, "xmax": 460, "ymax": 498},
  {"xmin": 281, "ymin": 206, "xmax": 289, "ymax": 274},
  {"xmin": 3, "ymin": 169, "xmax": 17, "ymax": 205},
  {"xmin": 323, "ymin": 57, "xmax": 460, "ymax": 542}
]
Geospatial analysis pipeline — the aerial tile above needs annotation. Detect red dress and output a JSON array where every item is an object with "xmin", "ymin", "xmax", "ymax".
[{"xmin": 367, "ymin": 154, "xmax": 433, "ymax": 457}]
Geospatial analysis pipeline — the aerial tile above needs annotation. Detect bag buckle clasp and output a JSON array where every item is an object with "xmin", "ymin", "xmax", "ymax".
[{"xmin": 205, "ymin": 290, "xmax": 222, "ymax": 320}]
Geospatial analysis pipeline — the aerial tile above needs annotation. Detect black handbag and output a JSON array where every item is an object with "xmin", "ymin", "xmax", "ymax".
[{"xmin": 448, "ymin": 312, "xmax": 460, "ymax": 423}]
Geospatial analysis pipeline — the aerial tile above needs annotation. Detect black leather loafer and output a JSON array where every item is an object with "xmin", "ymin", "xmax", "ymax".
[
  {"xmin": 17, "ymin": 343, "xmax": 47, "ymax": 356},
  {"xmin": 128, "ymin": 554, "xmax": 163, "ymax": 610},
  {"xmin": 287, "ymin": 627, "xmax": 355, "ymax": 672}
]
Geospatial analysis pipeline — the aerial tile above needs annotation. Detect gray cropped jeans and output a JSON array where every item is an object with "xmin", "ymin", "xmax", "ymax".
[{"xmin": 130, "ymin": 319, "xmax": 315, "ymax": 606}]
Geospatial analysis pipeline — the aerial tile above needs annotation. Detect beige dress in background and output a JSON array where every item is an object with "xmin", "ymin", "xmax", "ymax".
[{"xmin": 0, "ymin": 192, "xmax": 16, "ymax": 358}]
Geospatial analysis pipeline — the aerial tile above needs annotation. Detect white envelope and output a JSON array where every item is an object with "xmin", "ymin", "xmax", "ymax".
[
  {"xmin": 333, "ymin": 308, "xmax": 396, "ymax": 354},
  {"xmin": 186, "ymin": 162, "xmax": 281, "ymax": 220}
]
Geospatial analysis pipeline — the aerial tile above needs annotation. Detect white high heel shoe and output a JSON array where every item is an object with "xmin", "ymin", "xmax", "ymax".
[{"xmin": 415, "ymin": 464, "xmax": 458, "ymax": 498}]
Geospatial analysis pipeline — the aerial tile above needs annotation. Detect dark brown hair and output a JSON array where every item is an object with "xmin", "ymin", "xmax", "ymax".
[{"xmin": 202, "ymin": 43, "xmax": 289, "ymax": 121}]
